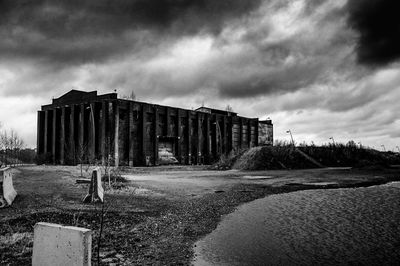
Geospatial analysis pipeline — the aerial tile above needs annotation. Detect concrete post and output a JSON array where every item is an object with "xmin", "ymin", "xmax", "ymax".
[{"xmin": 32, "ymin": 222, "xmax": 92, "ymax": 266}]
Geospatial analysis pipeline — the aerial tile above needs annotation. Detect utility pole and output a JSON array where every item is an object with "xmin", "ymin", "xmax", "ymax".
[{"xmin": 286, "ymin": 130, "xmax": 295, "ymax": 147}]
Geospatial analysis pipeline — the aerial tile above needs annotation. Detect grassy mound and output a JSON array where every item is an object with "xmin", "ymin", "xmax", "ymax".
[{"xmin": 226, "ymin": 142, "xmax": 400, "ymax": 171}]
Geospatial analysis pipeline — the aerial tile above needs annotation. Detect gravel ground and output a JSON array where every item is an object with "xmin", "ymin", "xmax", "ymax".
[{"xmin": 1, "ymin": 165, "xmax": 399, "ymax": 265}]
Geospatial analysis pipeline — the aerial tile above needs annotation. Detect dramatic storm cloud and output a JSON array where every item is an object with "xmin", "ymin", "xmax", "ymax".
[
  {"xmin": 0, "ymin": 0, "xmax": 399, "ymax": 150},
  {"xmin": 347, "ymin": 0, "xmax": 400, "ymax": 66}
]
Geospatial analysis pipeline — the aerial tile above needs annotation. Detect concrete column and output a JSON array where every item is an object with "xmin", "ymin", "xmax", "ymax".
[
  {"xmin": 52, "ymin": 109, "xmax": 56, "ymax": 164},
  {"xmin": 205, "ymin": 114, "xmax": 211, "ymax": 163},
  {"xmin": 187, "ymin": 110, "xmax": 192, "ymax": 164},
  {"xmin": 44, "ymin": 110, "xmax": 48, "ymax": 155},
  {"xmin": 101, "ymin": 101, "xmax": 106, "ymax": 165},
  {"xmin": 176, "ymin": 108, "xmax": 181, "ymax": 163},
  {"xmin": 69, "ymin": 105, "xmax": 75, "ymax": 164},
  {"xmin": 79, "ymin": 104, "xmax": 84, "ymax": 158},
  {"xmin": 213, "ymin": 115, "xmax": 218, "ymax": 159},
  {"xmin": 89, "ymin": 103, "xmax": 95, "ymax": 162},
  {"xmin": 128, "ymin": 102, "xmax": 134, "ymax": 166},
  {"xmin": 229, "ymin": 116, "xmax": 234, "ymax": 152},
  {"xmin": 239, "ymin": 117, "xmax": 243, "ymax": 149},
  {"xmin": 37, "ymin": 111, "xmax": 43, "ymax": 155},
  {"xmin": 153, "ymin": 106, "xmax": 158, "ymax": 165},
  {"xmin": 60, "ymin": 107, "xmax": 65, "ymax": 164},
  {"xmin": 141, "ymin": 105, "xmax": 146, "ymax": 165},
  {"xmin": 196, "ymin": 112, "xmax": 201, "ymax": 164},
  {"xmin": 114, "ymin": 102, "xmax": 119, "ymax": 168},
  {"xmin": 255, "ymin": 119, "xmax": 259, "ymax": 146},
  {"xmin": 166, "ymin": 107, "xmax": 170, "ymax": 136},
  {"xmin": 247, "ymin": 120, "xmax": 252, "ymax": 147},
  {"xmin": 222, "ymin": 116, "xmax": 227, "ymax": 154}
]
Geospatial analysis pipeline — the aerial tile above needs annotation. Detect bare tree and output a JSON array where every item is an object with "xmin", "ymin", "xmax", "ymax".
[
  {"xmin": 121, "ymin": 89, "xmax": 137, "ymax": 101},
  {"xmin": 76, "ymin": 142, "xmax": 88, "ymax": 177},
  {"xmin": 225, "ymin": 104, "xmax": 234, "ymax": 113},
  {"xmin": 0, "ymin": 128, "xmax": 24, "ymax": 166}
]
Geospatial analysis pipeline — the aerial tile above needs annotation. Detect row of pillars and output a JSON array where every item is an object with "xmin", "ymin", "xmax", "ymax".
[
  {"xmin": 37, "ymin": 101, "xmax": 119, "ymax": 166},
  {"xmin": 37, "ymin": 100, "xmax": 258, "ymax": 166}
]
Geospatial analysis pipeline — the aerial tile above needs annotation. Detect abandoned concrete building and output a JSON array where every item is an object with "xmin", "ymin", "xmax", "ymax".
[{"xmin": 37, "ymin": 90, "xmax": 273, "ymax": 166}]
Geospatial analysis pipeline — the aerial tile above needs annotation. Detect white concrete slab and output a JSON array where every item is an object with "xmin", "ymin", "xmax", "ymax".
[
  {"xmin": 32, "ymin": 222, "xmax": 92, "ymax": 266},
  {"xmin": 1, "ymin": 167, "xmax": 17, "ymax": 206}
]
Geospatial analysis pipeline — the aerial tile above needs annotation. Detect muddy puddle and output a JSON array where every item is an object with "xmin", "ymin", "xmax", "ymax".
[{"xmin": 193, "ymin": 182, "xmax": 400, "ymax": 265}]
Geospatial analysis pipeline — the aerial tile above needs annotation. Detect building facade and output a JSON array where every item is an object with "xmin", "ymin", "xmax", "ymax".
[{"xmin": 37, "ymin": 90, "xmax": 272, "ymax": 166}]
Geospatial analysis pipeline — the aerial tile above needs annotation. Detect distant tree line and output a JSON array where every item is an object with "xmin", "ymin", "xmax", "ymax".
[{"xmin": 0, "ymin": 124, "xmax": 35, "ymax": 167}]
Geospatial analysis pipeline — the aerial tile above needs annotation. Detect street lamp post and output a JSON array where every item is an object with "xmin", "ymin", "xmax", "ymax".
[
  {"xmin": 381, "ymin": 145, "xmax": 386, "ymax": 152},
  {"xmin": 286, "ymin": 130, "xmax": 295, "ymax": 147},
  {"xmin": 329, "ymin": 137, "xmax": 335, "ymax": 146}
]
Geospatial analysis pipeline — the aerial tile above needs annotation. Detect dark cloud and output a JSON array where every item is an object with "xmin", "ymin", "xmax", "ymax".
[
  {"xmin": 0, "ymin": 0, "xmax": 262, "ymax": 63},
  {"xmin": 347, "ymin": 0, "xmax": 400, "ymax": 66}
]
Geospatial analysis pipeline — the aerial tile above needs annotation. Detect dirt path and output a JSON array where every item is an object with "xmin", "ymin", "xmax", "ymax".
[{"xmin": 1, "ymin": 165, "xmax": 399, "ymax": 265}]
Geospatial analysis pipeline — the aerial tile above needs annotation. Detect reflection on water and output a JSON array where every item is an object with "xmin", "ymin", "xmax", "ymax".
[{"xmin": 194, "ymin": 183, "xmax": 400, "ymax": 266}]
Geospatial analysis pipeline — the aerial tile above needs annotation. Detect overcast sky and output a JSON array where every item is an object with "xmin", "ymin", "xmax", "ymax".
[{"xmin": 0, "ymin": 0, "xmax": 399, "ymax": 151}]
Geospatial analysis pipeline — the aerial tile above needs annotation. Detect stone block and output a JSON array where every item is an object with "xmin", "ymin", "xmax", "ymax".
[
  {"xmin": 83, "ymin": 167, "xmax": 104, "ymax": 203},
  {"xmin": 32, "ymin": 222, "xmax": 92, "ymax": 266},
  {"xmin": 0, "ymin": 167, "xmax": 17, "ymax": 207}
]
